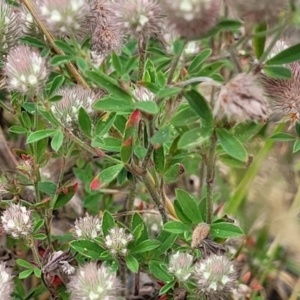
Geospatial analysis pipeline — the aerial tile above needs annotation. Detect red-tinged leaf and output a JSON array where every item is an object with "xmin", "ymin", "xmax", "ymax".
[
  {"xmin": 126, "ymin": 109, "xmax": 141, "ymax": 128},
  {"xmin": 90, "ymin": 174, "xmax": 101, "ymax": 190},
  {"xmin": 122, "ymin": 136, "xmax": 133, "ymax": 147},
  {"xmin": 121, "ymin": 137, "xmax": 133, "ymax": 163},
  {"xmin": 250, "ymin": 279, "xmax": 263, "ymax": 291},
  {"xmin": 53, "ymin": 183, "xmax": 78, "ymax": 210}
]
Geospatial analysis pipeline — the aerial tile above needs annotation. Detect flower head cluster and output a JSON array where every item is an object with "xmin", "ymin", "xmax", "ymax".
[
  {"xmin": 104, "ymin": 226, "xmax": 133, "ymax": 256},
  {"xmin": 112, "ymin": 0, "xmax": 164, "ymax": 39},
  {"xmin": 194, "ymin": 254, "xmax": 237, "ymax": 298},
  {"xmin": 214, "ymin": 73, "xmax": 269, "ymax": 123},
  {"xmin": 225, "ymin": 0, "xmax": 288, "ymax": 24},
  {"xmin": 159, "ymin": 0, "xmax": 220, "ymax": 40},
  {"xmin": 260, "ymin": 40, "xmax": 300, "ymax": 126},
  {"xmin": 133, "ymin": 86, "xmax": 155, "ymax": 101},
  {"xmin": 1, "ymin": 204, "xmax": 33, "ymax": 238},
  {"xmin": 0, "ymin": 262, "xmax": 14, "ymax": 299},
  {"xmin": 36, "ymin": 0, "xmax": 90, "ymax": 37},
  {"xmin": 67, "ymin": 262, "xmax": 122, "ymax": 300},
  {"xmin": 51, "ymin": 85, "xmax": 98, "ymax": 131},
  {"xmin": 168, "ymin": 252, "xmax": 194, "ymax": 282},
  {"xmin": 0, "ymin": 0, "xmax": 22, "ymax": 57},
  {"xmin": 73, "ymin": 213, "xmax": 102, "ymax": 239},
  {"xmin": 18, "ymin": 4, "xmax": 41, "ymax": 38},
  {"xmin": 4, "ymin": 45, "xmax": 49, "ymax": 95},
  {"xmin": 90, "ymin": 0, "xmax": 123, "ymax": 67}
]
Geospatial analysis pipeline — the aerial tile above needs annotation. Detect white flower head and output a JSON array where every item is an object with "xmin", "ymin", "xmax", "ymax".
[
  {"xmin": 73, "ymin": 213, "xmax": 102, "ymax": 239},
  {"xmin": 133, "ymin": 86, "xmax": 155, "ymax": 102},
  {"xmin": 0, "ymin": 262, "xmax": 14, "ymax": 299},
  {"xmin": 168, "ymin": 251, "xmax": 194, "ymax": 282}
]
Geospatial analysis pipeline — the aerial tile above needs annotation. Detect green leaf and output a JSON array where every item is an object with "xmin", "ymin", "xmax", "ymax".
[
  {"xmin": 50, "ymin": 55, "xmax": 74, "ymax": 66},
  {"xmin": 170, "ymin": 105, "xmax": 199, "ymax": 126},
  {"xmin": 130, "ymin": 240, "xmax": 160, "ymax": 254},
  {"xmin": 263, "ymin": 66, "xmax": 292, "ymax": 79},
  {"xmin": 266, "ymin": 43, "xmax": 300, "ymax": 65},
  {"xmin": 198, "ymin": 61, "xmax": 228, "ymax": 77},
  {"xmin": 99, "ymin": 164, "xmax": 124, "ymax": 186},
  {"xmin": 86, "ymin": 70, "xmax": 132, "ymax": 102},
  {"xmin": 78, "ymin": 107, "xmax": 92, "ymax": 137},
  {"xmin": 293, "ymin": 140, "xmax": 300, "ymax": 153},
  {"xmin": 151, "ymin": 126, "xmax": 171, "ymax": 145},
  {"xmin": 19, "ymin": 269, "xmax": 33, "ymax": 279},
  {"xmin": 53, "ymin": 183, "xmax": 77, "ymax": 210},
  {"xmin": 218, "ymin": 154, "xmax": 246, "ymax": 168},
  {"xmin": 21, "ymin": 111, "xmax": 32, "ymax": 129},
  {"xmin": 188, "ymin": 49, "xmax": 212, "ymax": 73},
  {"xmin": 54, "ymin": 40, "xmax": 75, "ymax": 55},
  {"xmin": 93, "ymin": 96, "xmax": 133, "ymax": 112},
  {"xmin": 270, "ymin": 132, "xmax": 295, "ymax": 141},
  {"xmin": 156, "ymin": 87, "xmax": 182, "ymax": 98},
  {"xmin": 16, "ymin": 259, "xmax": 33, "ymax": 269},
  {"xmin": 164, "ymin": 163, "xmax": 183, "ymax": 184},
  {"xmin": 33, "ymin": 219, "xmax": 45, "ymax": 233},
  {"xmin": 125, "ymin": 255, "xmax": 139, "ymax": 273},
  {"xmin": 159, "ymin": 281, "xmax": 175, "ymax": 295},
  {"xmin": 210, "ymin": 222, "xmax": 244, "ymax": 239},
  {"xmin": 233, "ymin": 122, "xmax": 263, "ymax": 142},
  {"xmin": 112, "ymin": 51, "xmax": 123, "ymax": 74},
  {"xmin": 77, "ymin": 57, "xmax": 87, "ymax": 72},
  {"xmin": 176, "ymin": 189, "xmax": 202, "ymax": 224},
  {"xmin": 131, "ymin": 213, "xmax": 148, "ymax": 243},
  {"xmin": 173, "ymin": 38, "xmax": 186, "ymax": 55},
  {"xmin": 151, "ymin": 231, "xmax": 177, "ymax": 257},
  {"xmin": 95, "ymin": 112, "xmax": 116, "ymax": 136},
  {"xmin": 92, "ymin": 137, "xmax": 122, "ymax": 152},
  {"xmin": 9, "ymin": 126, "xmax": 28, "ymax": 134},
  {"xmin": 49, "ymin": 75, "xmax": 64, "ymax": 96},
  {"xmin": 252, "ymin": 23, "xmax": 266, "ymax": 59},
  {"xmin": 174, "ymin": 199, "xmax": 192, "ymax": 225},
  {"xmin": 163, "ymin": 221, "xmax": 190, "ymax": 234},
  {"xmin": 216, "ymin": 19, "xmax": 243, "ymax": 30},
  {"xmin": 178, "ymin": 127, "xmax": 212, "ymax": 149},
  {"xmin": 33, "ymin": 233, "xmax": 47, "ymax": 240},
  {"xmin": 38, "ymin": 181, "xmax": 57, "ymax": 196},
  {"xmin": 70, "ymin": 240, "xmax": 106, "ymax": 259},
  {"xmin": 149, "ymin": 261, "xmax": 173, "ymax": 282},
  {"xmin": 20, "ymin": 36, "xmax": 46, "ymax": 48},
  {"xmin": 184, "ymin": 89, "xmax": 212, "ymax": 126},
  {"xmin": 153, "ymin": 146, "xmax": 165, "ymax": 174},
  {"xmin": 51, "ymin": 131, "xmax": 64, "ymax": 152},
  {"xmin": 102, "ymin": 210, "xmax": 115, "ymax": 236},
  {"xmin": 33, "ymin": 268, "xmax": 42, "ymax": 278},
  {"xmin": 134, "ymin": 101, "xmax": 159, "ymax": 114},
  {"xmin": 216, "ymin": 128, "xmax": 248, "ymax": 162},
  {"xmin": 27, "ymin": 129, "xmax": 56, "ymax": 143}
]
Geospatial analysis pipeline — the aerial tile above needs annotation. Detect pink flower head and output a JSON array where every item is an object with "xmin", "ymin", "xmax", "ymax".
[{"xmin": 0, "ymin": 262, "xmax": 14, "ymax": 299}]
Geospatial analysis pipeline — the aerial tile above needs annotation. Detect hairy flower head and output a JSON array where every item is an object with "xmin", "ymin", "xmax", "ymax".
[
  {"xmin": 261, "ymin": 40, "xmax": 300, "ymax": 126},
  {"xmin": 0, "ymin": 262, "xmax": 14, "ymax": 299},
  {"xmin": 67, "ymin": 262, "xmax": 122, "ymax": 300},
  {"xmin": 0, "ymin": 0, "xmax": 22, "ymax": 57},
  {"xmin": 104, "ymin": 226, "xmax": 133, "ymax": 256},
  {"xmin": 112, "ymin": 0, "xmax": 164, "ymax": 39},
  {"xmin": 4, "ymin": 45, "xmax": 49, "ymax": 95},
  {"xmin": 168, "ymin": 252, "xmax": 194, "ymax": 282},
  {"xmin": 73, "ymin": 213, "xmax": 102, "ymax": 239},
  {"xmin": 214, "ymin": 73, "xmax": 269, "ymax": 122},
  {"xmin": 159, "ymin": 0, "xmax": 220, "ymax": 40},
  {"xmin": 36, "ymin": 0, "xmax": 90, "ymax": 37},
  {"xmin": 194, "ymin": 254, "xmax": 237, "ymax": 298},
  {"xmin": 133, "ymin": 86, "xmax": 155, "ymax": 101},
  {"xmin": 18, "ymin": 4, "xmax": 41, "ymax": 38},
  {"xmin": 1, "ymin": 204, "xmax": 33, "ymax": 239},
  {"xmin": 51, "ymin": 85, "xmax": 99, "ymax": 131}
]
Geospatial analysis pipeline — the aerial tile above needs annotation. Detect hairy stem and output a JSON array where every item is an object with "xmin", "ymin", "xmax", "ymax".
[
  {"xmin": 125, "ymin": 179, "xmax": 137, "ymax": 226},
  {"xmin": 138, "ymin": 37, "xmax": 147, "ymax": 81}
]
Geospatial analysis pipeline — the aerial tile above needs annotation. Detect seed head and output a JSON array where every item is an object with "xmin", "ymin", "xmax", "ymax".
[
  {"xmin": 194, "ymin": 254, "xmax": 237, "ymax": 299},
  {"xmin": 73, "ymin": 213, "xmax": 102, "ymax": 239},
  {"xmin": 1, "ymin": 204, "xmax": 33, "ymax": 239},
  {"xmin": 104, "ymin": 226, "xmax": 133, "ymax": 256},
  {"xmin": 4, "ymin": 45, "xmax": 49, "ymax": 95},
  {"xmin": 225, "ymin": 0, "xmax": 288, "ymax": 24},
  {"xmin": 36, "ymin": 0, "xmax": 90, "ymax": 38},
  {"xmin": 214, "ymin": 73, "xmax": 269, "ymax": 122},
  {"xmin": 159, "ymin": 0, "xmax": 220, "ymax": 40},
  {"xmin": 112, "ymin": 0, "xmax": 164, "ymax": 39},
  {"xmin": 67, "ymin": 262, "xmax": 122, "ymax": 300},
  {"xmin": 261, "ymin": 40, "xmax": 300, "ymax": 126},
  {"xmin": 0, "ymin": 262, "xmax": 14, "ymax": 299},
  {"xmin": 0, "ymin": 0, "xmax": 22, "ymax": 57},
  {"xmin": 51, "ymin": 85, "xmax": 99, "ymax": 131},
  {"xmin": 133, "ymin": 86, "xmax": 155, "ymax": 101},
  {"xmin": 168, "ymin": 252, "xmax": 194, "ymax": 282}
]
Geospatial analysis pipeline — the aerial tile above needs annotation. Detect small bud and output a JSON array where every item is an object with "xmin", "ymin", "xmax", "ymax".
[
  {"xmin": 90, "ymin": 174, "xmax": 101, "ymax": 191},
  {"xmin": 1, "ymin": 204, "xmax": 33, "ymax": 239},
  {"xmin": 4, "ymin": 45, "xmax": 49, "ymax": 95},
  {"xmin": 104, "ymin": 226, "xmax": 133, "ymax": 256},
  {"xmin": 67, "ymin": 262, "xmax": 122, "ymax": 299},
  {"xmin": 73, "ymin": 213, "xmax": 102, "ymax": 239},
  {"xmin": 214, "ymin": 73, "xmax": 269, "ymax": 122},
  {"xmin": 194, "ymin": 254, "xmax": 237, "ymax": 298},
  {"xmin": 160, "ymin": 0, "xmax": 220, "ymax": 40},
  {"xmin": 0, "ymin": 262, "xmax": 14, "ymax": 299},
  {"xmin": 168, "ymin": 252, "xmax": 194, "ymax": 282},
  {"xmin": 191, "ymin": 223, "xmax": 210, "ymax": 248}
]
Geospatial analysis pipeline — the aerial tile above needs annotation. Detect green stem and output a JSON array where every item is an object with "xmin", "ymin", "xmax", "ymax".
[
  {"xmin": 138, "ymin": 37, "xmax": 147, "ymax": 81},
  {"xmin": 206, "ymin": 132, "xmax": 217, "ymax": 224},
  {"xmin": 0, "ymin": 101, "xmax": 14, "ymax": 114},
  {"xmin": 125, "ymin": 179, "xmax": 137, "ymax": 226},
  {"xmin": 225, "ymin": 122, "xmax": 285, "ymax": 214},
  {"xmin": 30, "ymin": 237, "xmax": 41, "ymax": 267}
]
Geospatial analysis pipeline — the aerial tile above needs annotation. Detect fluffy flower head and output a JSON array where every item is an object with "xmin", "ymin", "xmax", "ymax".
[
  {"xmin": 104, "ymin": 226, "xmax": 133, "ymax": 256},
  {"xmin": 4, "ymin": 45, "xmax": 49, "ymax": 95},
  {"xmin": 214, "ymin": 73, "xmax": 269, "ymax": 122},
  {"xmin": 160, "ymin": 0, "xmax": 220, "ymax": 40},
  {"xmin": 168, "ymin": 252, "xmax": 194, "ymax": 282},
  {"xmin": 36, "ymin": 0, "xmax": 90, "ymax": 37},
  {"xmin": 194, "ymin": 254, "xmax": 237, "ymax": 298},
  {"xmin": 73, "ymin": 213, "xmax": 102, "ymax": 239},
  {"xmin": 1, "ymin": 204, "xmax": 33, "ymax": 238},
  {"xmin": 0, "ymin": 262, "xmax": 14, "ymax": 299},
  {"xmin": 133, "ymin": 86, "xmax": 155, "ymax": 101},
  {"xmin": 67, "ymin": 262, "xmax": 122, "ymax": 300}
]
